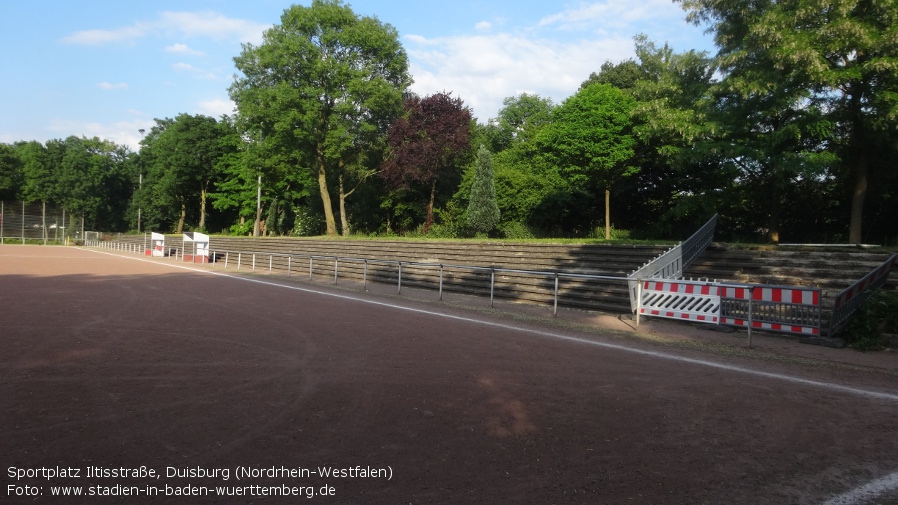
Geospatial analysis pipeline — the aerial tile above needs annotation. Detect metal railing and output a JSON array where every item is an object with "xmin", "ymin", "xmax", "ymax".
[
  {"xmin": 828, "ymin": 253, "xmax": 897, "ymax": 336},
  {"xmin": 682, "ymin": 214, "xmax": 718, "ymax": 268},
  {"xmin": 87, "ymin": 240, "xmax": 632, "ymax": 316},
  {"xmin": 627, "ymin": 214, "xmax": 718, "ymax": 311}
]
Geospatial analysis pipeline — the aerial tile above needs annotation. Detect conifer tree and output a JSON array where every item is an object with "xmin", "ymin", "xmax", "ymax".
[{"xmin": 466, "ymin": 145, "xmax": 500, "ymax": 234}]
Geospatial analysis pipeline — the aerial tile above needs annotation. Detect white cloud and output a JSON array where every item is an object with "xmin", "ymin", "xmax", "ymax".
[
  {"xmin": 406, "ymin": 32, "xmax": 633, "ymax": 121},
  {"xmin": 61, "ymin": 24, "xmax": 150, "ymax": 45},
  {"xmin": 61, "ymin": 11, "xmax": 269, "ymax": 46},
  {"xmin": 538, "ymin": 0, "xmax": 681, "ymax": 33},
  {"xmin": 46, "ymin": 118, "xmax": 153, "ymax": 151},
  {"xmin": 98, "ymin": 82, "xmax": 128, "ymax": 90},
  {"xmin": 403, "ymin": 1, "xmax": 710, "ymax": 122},
  {"xmin": 196, "ymin": 98, "xmax": 235, "ymax": 117},
  {"xmin": 172, "ymin": 62, "xmax": 219, "ymax": 80},
  {"xmin": 157, "ymin": 11, "xmax": 268, "ymax": 44},
  {"xmin": 475, "ymin": 21, "xmax": 492, "ymax": 31},
  {"xmin": 165, "ymin": 43, "xmax": 205, "ymax": 56}
]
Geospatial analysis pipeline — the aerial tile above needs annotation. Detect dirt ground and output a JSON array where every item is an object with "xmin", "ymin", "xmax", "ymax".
[{"xmin": 2, "ymin": 245, "xmax": 897, "ymax": 504}]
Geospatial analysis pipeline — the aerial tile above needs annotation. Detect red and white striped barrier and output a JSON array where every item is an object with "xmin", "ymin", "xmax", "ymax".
[
  {"xmin": 719, "ymin": 285, "xmax": 821, "ymax": 336},
  {"xmin": 638, "ymin": 280, "xmax": 822, "ymax": 336},
  {"xmin": 639, "ymin": 280, "xmax": 720, "ymax": 324}
]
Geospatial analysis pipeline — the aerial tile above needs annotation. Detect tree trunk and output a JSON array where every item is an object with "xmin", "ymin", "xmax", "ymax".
[
  {"xmin": 199, "ymin": 184, "xmax": 207, "ymax": 231},
  {"xmin": 768, "ymin": 181, "xmax": 782, "ymax": 244},
  {"xmin": 176, "ymin": 201, "xmax": 186, "ymax": 234},
  {"xmin": 339, "ymin": 172, "xmax": 351, "ymax": 236},
  {"xmin": 425, "ymin": 180, "xmax": 436, "ymax": 234},
  {"xmin": 317, "ymin": 153, "xmax": 337, "ymax": 236},
  {"xmin": 847, "ymin": 81, "xmax": 868, "ymax": 245},
  {"xmin": 848, "ymin": 150, "xmax": 868, "ymax": 244},
  {"xmin": 604, "ymin": 188, "xmax": 611, "ymax": 240}
]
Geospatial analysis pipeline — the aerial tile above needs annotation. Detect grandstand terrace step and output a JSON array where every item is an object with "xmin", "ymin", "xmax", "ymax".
[
  {"xmin": 94, "ymin": 235, "xmax": 896, "ymax": 317},
  {"xmin": 684, "ymin": 245, "xmax": 898, "ymax": 304},
  {"xmin": 95, "ymin": 234, "xmax": 666, "ymax": 313}
]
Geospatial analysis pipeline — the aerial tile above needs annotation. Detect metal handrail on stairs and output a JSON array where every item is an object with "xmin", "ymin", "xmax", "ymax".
[{"xmin": 627, "ymin": 214, "xmax": 718, "ymax": 311}]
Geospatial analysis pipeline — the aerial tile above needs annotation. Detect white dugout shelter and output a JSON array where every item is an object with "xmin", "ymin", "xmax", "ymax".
[
  {"xmin": 145, "ymin": 232, "xmax": 165, "ymax": 257},
  {"xmin": 182, "ymin": 232, "xmax": 210, "ymax": 263}
]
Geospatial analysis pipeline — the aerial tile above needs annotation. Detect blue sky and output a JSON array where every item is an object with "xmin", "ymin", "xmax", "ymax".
[{"xmin": 0, "ymin": 1, "xmax": 714, "ymax": 150}]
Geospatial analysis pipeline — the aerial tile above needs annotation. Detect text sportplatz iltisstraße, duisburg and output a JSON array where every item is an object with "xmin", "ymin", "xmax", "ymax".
[{"xmin": 7, "ymin": 465, "xmax": 393, "ymax": 499}]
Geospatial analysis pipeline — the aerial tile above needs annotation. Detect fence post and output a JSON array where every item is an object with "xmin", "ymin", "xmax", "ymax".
[
  {"xmin": 439, "ymin": 265, "xmax": 444, "ymax": 301},
  {"xmin": 252, "ymin": 253, "xmax": 256, "ymax": 272},
  {"xmin": 309, "ymin": 257, "xmax": 314, "ymax": 280},
  {"xmin": 747, "ymin": 286, "xmax": 754, "ymax": 349},
  {"xmin": 269, "ymin": 254, "xmax": 273, "ymax": 274},
  {"xmin": 287, "ymin": 256, "xmax": 292, "ymax": 277},
  {"xmin": 553, "ymin": 273, "xmax": 559, "ymax": 317},
  {"xmin": 334, "ymin": 258, "xmax": 339, "ymax": 285},
  {"xmin": 224, "ymin": 251, "xmax": 229, "ymax": 269},
  {"xmin": 363, "ymin": 260, "xmax": 368, "ymax": 290},
  {"xmin": 490, "ymin": 269, "xmax": 495, "ymax": 308},
  {"xmin": 237, "ymin": 252, "xmax": 242, "ymax": 271},
  {"xmin": 635, "ymin": 278, "xmax": 643, "ymax": 329},
  {"xmin": 397, "ymin": 262, "xmax": 402, "ymax": 294}
]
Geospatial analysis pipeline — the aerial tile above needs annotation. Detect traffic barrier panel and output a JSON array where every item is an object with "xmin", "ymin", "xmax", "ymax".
[
  {"xmin": 720, "ymin": 284, "xmax": 822, "ymax": 336},
  {"xmin": 639, "ymin": 280, "xmax": 720, "ymax": 323}
]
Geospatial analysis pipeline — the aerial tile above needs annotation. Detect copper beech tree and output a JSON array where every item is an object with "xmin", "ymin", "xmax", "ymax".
[{"xmin": 380, "ymin": 92, "xmax": 472, "ymax": 233}]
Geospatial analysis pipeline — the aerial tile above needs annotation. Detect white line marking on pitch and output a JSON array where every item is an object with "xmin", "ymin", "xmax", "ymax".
[
  {"xmin": 89, "ymin": 248, "xmax": 898, "ymax": 403},
  {"xmin": 821, "ymin": 470, "xmax": 898, "ymax": 505}
]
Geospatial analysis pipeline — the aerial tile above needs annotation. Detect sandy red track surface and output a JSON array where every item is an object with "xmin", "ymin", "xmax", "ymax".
[{"xmin": 2, "ymin": 245, "xmax": 898, "ymax": 504}]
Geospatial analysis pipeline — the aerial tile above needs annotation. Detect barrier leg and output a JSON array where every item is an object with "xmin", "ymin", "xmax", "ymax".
[
  {"xmin": 553, "ymin": 274, "xmax": 559, "ymax": 317},
  {"xmin": 490, "ymin": 269, "xmax": 495, "ymax": 308},
  {"xmin": 635, "ymin": 279, "xmax": 642, "ymax": 329}
]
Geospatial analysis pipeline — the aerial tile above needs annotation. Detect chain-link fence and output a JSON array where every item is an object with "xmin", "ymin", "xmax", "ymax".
[{"xmin": 0, "ymin": 201, "xmax": 85, "ymax": 245}]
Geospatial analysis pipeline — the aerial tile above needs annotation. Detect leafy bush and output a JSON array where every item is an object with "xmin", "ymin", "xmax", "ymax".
[
  {"xmin": 424, "ymin": 223, "xmax": 460, "ymax": 239},
  {"xmin": 837, "ymin": 290, "xmax": 898, "ymax": 351},
  {"xmin": 228, "ymin": 220, "xmax": 254, "ymax": 236},
  {"xmin": 292, "ymin": 208, "xmax": 324, "ymax": 236},
  {"xmin": 588, "ymin": 226, "xmax": 631, "ymax": 240},
  {"xmin": 500, "ymin": 221, "xmax": 536, "ymax": 240}
]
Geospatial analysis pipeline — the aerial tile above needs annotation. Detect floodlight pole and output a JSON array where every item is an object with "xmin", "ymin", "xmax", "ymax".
[
  {"xmin": 137, "ymin": 128, "xmax": 145, "ymax": 233},
  {"xmin": 254, "ymin": 176, "xmax": 262, "ymax": 237},
  {"xmin": 253, "ymin": 128, "xmax": 263, "ymax": 237}
]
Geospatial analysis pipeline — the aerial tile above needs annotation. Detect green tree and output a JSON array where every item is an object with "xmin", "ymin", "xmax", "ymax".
[
  {"xmin": 620, "ymin": 36, "xmax": 722, "ymax": 236},
  {"xmin": 536, "ymin": 83, "xmax": 637, "ymax": 239},
  {"xmin": 679, "ymin": 0, "xmax": 898, "ymax": 243},
  {"xmin": 16, "ymin": 141, "xmax": 54, "ymax": 205},
  {"xmin": 0, "ymin": 143, "xmax": 23, "ymax": 200},
  {"xmin": 581, "ymin": 59, "xmax": 643, "ymax": 91},
  {"xmin": 140, "ymin": 114, "xmax": 231, "ymax": 233},
  {"xmin": 54, "ymin": 136, "xmax": 132, "ymax": 231},
  {"xmin": 466, "ymin": 145, "xmax": 500, "ymax": 234},
  {"xmin": 230, "ymin": 0, "xmax": 411, "ymax": 236},
  {"xmin": 484, "ymin": 94, "xmax": 555, "ymax": 152}
]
